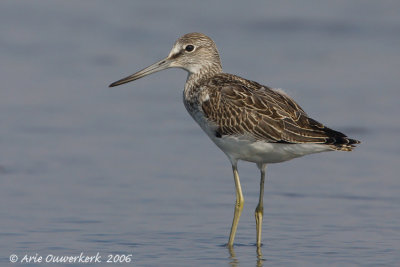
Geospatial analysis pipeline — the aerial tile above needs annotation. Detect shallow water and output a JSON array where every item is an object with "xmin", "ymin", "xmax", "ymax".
[{"xmin": 1, "ymin": 1, "xmax": 400, "ymax": 266}]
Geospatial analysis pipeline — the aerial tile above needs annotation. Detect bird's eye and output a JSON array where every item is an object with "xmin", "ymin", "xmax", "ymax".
[{"xmin": 185, "ymin": 45, "xmax": 195, "ymax": 52}]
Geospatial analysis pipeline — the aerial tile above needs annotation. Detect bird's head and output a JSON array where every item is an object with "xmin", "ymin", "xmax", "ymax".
[{"xmin": 109, "ymin": 32, "xmax": 222, "ymax": 87}]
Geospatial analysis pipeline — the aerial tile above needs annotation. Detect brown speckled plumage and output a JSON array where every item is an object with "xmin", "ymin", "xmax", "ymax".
[{"xmin": 193, "ymin": 73, "xmax": 359, "ymax": 151}]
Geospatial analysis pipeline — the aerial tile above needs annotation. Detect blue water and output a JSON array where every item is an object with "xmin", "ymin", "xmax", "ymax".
[{"xmin": 1, "ymin": 1, "xmax": 399, "ymax": 266}]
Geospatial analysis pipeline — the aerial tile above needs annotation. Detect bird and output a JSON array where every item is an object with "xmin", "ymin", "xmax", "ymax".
[{"xmin": 109, "ymin": 32, "xmax": 360, "ymax": 247}]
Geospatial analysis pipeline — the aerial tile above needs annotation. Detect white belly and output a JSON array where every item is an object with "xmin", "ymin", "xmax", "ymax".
[
  {"xmin": 211, "ymin": 135, "xmax": 332, "ymax": 164},
  {"xmin": 190, "ymin": 110, "xmax": 332, "ymax": 164}
]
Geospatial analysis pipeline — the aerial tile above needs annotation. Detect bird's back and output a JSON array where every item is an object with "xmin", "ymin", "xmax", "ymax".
[{"xmin": 191, "ymin": 73, "xmax": 360, "ymax": 152}]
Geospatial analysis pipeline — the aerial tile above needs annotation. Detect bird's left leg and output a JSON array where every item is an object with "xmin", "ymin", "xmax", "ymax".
[
  {"xmin": 255, "ymin": 163, "xmax": 267, "ymax": 247},
  {"xmin": 228, "ymin": 162, "xmax": 244, "ymax": 247}
]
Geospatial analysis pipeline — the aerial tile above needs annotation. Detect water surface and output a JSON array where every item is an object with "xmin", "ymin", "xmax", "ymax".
[{"xmin": 1, "ymin": 1, "xmax": 399, "ymax": 266}]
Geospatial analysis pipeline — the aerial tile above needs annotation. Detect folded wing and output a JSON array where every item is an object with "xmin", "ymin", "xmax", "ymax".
[{"xmin": 201, "ymin": 74, "xmax": 360, "ymax": 151}]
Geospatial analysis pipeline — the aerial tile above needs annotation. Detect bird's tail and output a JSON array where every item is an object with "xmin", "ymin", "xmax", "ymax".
[{"xmin": 327, "ymin": 136, "xmax": 361, "ymax": 151}]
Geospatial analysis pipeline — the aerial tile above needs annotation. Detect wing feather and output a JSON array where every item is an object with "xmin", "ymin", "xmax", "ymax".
[{"xmin": 201, "ymin": 74, "xmax": 360, "ymax": 150}]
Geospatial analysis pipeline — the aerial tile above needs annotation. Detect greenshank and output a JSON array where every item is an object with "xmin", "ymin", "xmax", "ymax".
[{"xmin": 109, "ymin": 32, "xmax": 360, "ymax": 247}]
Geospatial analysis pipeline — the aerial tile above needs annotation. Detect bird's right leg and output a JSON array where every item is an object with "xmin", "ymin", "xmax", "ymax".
[
  {"xmin": 255, "ymin": 163, "xmax": 267, "ymax": 247},
  {"xmin": 228, "ymin": 163, "xmax": 244, "ymax": 247}
]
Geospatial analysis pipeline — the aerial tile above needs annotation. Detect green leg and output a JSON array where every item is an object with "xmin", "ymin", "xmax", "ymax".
[
  {"xmin": 228, "ymin": 163, "xmax": 244, "ymax": 247},
  {"xmin": 255, "ymin": 163, "xmax": 266, "ymax": 247}
]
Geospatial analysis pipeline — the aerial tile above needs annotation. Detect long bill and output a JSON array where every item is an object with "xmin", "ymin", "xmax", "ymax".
[{"xmin": 109, "ymin": 57, "xmax": 171, "ymax": 87}]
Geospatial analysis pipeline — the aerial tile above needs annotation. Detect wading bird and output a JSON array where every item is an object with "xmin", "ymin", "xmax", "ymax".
[{"xmin": 109, "ymin": 33, "xmax": 360, "ymax": 247}]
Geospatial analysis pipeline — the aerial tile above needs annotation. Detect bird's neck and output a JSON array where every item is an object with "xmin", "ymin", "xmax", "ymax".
[{"xmin": 184, "ymin": 63, "xmax": 222, "ymax": 93}]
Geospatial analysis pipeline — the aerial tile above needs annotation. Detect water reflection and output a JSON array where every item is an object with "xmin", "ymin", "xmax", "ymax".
[
  {"xmin": 228, "ymin": 245, "xmax": 239, "ymax": 266},
  {"xmin": 227, "ymin": 245, "xmax": 266, "ymax": 267},
  {"xmin": 256, "ymin": 246, "xmax": 265, "ymax": 267}
]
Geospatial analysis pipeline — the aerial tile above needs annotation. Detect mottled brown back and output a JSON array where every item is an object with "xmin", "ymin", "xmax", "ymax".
[{"xmin": 201, "ymin": 73, "xmax": 360, "ymax": 151}]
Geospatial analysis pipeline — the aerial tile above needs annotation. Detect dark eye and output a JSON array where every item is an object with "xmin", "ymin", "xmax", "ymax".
[{"xmin": 185, "ymin": 45, "xmax": 195, "ymax": 52}]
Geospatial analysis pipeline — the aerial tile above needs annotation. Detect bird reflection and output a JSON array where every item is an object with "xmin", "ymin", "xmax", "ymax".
[{"xmin": 227, "ymin": 244, "xmax": 266, "ymax": 267}]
